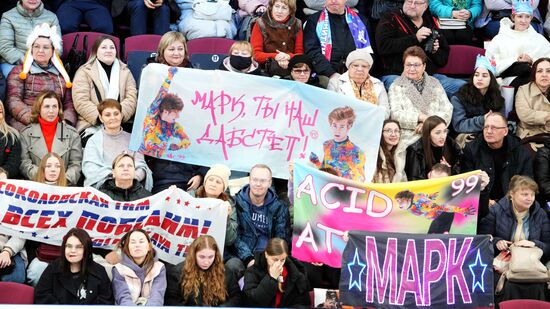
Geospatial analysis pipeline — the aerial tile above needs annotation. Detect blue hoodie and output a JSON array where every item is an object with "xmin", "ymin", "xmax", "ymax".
[{"xmin": 233, "ymin": 184, "xmax": 290, "ymax": 264}]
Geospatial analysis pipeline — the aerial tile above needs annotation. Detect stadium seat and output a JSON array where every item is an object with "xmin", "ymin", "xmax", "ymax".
[
  {"xmin": 124, "ymin": 34, "xmax": 162, "ymax": 62},
  {"xmin": 62, "ymin": 32, "xmax": 121, "ymax": 61},
  {"xmin": 0, "ymin": 282, "xmax": 34, "ymax": 304},
  {"xmin": 190, "ymin": 53, "xmax": 227, "ymax": 70},
  {"xmin": 499, "ymin": 299, "xmax": 550, "ymax": 309},
  {"xmin": 187, "ymin": 37, "xmax": 235, "ymax": 56},
  {"xmin": 435, "ymin": 45, "xmax": 485, "ymax": 76},
  {"xmin": 127, "ymin": 51, "xmax": 156, "ymax": 88}
]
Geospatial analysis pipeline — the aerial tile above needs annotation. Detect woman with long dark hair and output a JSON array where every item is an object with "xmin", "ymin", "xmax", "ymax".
[
  {"xmin": 165, "ymin": 235, "xmax": 240, "ymax": 306},
  {"xmin": 34, "ymin": 228, "xmax": 113, "ymax": 304},
  {"xmin": 373, "ymin": 119, "xmax": 403, "ymax": 183},
  {"xmin": 516, "ymin": 57, "xmax": 550, "ymax": 139},
  {"xmin": 112, "ymin": 229, "xmax": 166, "ymax": 306},
  {"xmin": 405, "ymin": 115, "xmax": 461, "ymax": 180},
  {"xmin": 243, "ymin": 238, "xmax": 310, "ymax": 308},
  {"xmin": 451, "ymin": 55, "xmax": 505, "ymax": 135}
]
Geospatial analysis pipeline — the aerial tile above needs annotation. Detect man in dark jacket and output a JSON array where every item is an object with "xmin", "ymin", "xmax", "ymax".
[
  {"xmin": 375, "ymin": 0, "xmax": 465, "ymax": 97},
  {"xmin": 461, "ymin": 112, "xmax": 533, "ymax": 221},
  {"xmin": 303, "ymin": 0, "xmax": 372, "ymax": 84},
  {"xmin": 226, "ymin": 164, "xmax": 290, "ymax": 278},
  {"xmin": 56, "ymin": 0, "xmax": 113, "ymax": 34}
]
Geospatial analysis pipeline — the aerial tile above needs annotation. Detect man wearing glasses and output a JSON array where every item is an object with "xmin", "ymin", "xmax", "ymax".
[
  {"xmin": 375, "ymin": 0, "xmax": 465, "ymax": 97},
  {"xmin": 461, "ymin": 112, "xmax": 533, "ymax": 222},
  {"xmin": 226, "ymin": 164, "xmax": 289, "ymax": 278}
]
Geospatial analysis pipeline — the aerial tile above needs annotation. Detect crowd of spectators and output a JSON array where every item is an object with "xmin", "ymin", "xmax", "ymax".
[{"xmin": 0, "ymin": 0, "xmax": 550, "ymax": 306}]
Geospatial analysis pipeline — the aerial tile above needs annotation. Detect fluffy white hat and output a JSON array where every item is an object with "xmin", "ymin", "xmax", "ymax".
[{"xmin": 20, "ymin": 23, "xmax": 71, "ymax": 88}]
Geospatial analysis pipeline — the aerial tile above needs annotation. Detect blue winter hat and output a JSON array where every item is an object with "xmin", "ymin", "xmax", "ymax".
[
  {"xmin": 512, "ymin": 0, "xmax": 533, "ymax": 15},
  {"xmin": 474, "ymin": 55, "xmax": 496, "ymax": 76}
]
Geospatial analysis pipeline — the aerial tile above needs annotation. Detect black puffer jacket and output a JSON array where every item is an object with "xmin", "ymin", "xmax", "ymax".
[
  {"xmin": 405, "ymin": 136, "xmax": 461, "ymax": 180},
  {"xmin": 243, "ymin": 253, "xmax": 310, "ymax": 308},
  {"xmin": 98, "ymin": 178, "xmax": 152, "ymax": 202}
]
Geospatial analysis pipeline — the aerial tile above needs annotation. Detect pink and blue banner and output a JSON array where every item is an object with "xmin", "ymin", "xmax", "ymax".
[
  {"xmin": 340, "ymin": 231, "xmax": 494, "ymax": 308},
  {"xmin": 291, "ymin": 162, "xmax": 482, "ymax": 267},
  {"xmin": 128, "ymin": 64, "xmax": 385, "ymax": 179}
]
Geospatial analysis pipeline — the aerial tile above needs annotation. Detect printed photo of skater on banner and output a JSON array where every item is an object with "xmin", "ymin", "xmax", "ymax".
[
  {"xmin": 128, "ymin": 64, "xmax": 385, "ymax": 179},
  {"xmin": 340, "ymin": 231, "xmax": 494, "ymax": 308},
  {"xmin": 291, "ymin": 162, "xmax": 482, "ymax": 267}
]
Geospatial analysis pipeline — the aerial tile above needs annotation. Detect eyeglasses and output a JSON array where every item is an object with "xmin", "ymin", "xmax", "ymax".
[
  {"xmin": 65, "ymin": 244, "xmax": 84, "ymax": 250},
  {"xmin": 404, "ymin": 0, "xmax": 426, "ymax": 6},
  {"xmin": 292, "ymin": 69, "xmax": 310, "ymax": 75},
  {"xmin": 405, "ymin": 63, "xmax": 423, "ymax": 69},
  {"xmin": 483, "ymin": 125, "xmax": 507, "ymax": 131},
  {"xmin": 383, "ymin": 129, "xmax": 400, "ymax": 135},
  {"xmin": 250, "ymin": 177, "xmax": 270, "ymax": 185}
]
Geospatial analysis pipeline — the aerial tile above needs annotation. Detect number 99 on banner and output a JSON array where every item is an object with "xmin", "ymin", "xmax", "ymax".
[{"xmin": 451, "ymin": 175, "xmax": 479, "ymax": 197}]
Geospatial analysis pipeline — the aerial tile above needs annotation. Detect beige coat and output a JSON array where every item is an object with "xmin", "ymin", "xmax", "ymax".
[
  {"xmin": 19, "ymin": 122, "xmax": 82, "ymax": 185},
  {"xmin": 516, "ymin": 82, "xmax": 550, "ymax": 139},
  {"xmin": 72, "ymin": 60, "xmax": 137, "ymax": 132}
]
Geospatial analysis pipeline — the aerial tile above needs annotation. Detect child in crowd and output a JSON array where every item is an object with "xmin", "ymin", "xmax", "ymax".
[
  {"xmin": 112, "ymin": 229, "xmax": 166, "ymax": 306},
  {"xmin": 139, "ymin": 66, "xmax": 190, "ymax": 158},
  {"xmin": 34, "ymin": 228, "xmax": 113, "ymax": 304},
  {"xmin": 310, "ymin": 106, "xmax": 366, "ymax": 182}
]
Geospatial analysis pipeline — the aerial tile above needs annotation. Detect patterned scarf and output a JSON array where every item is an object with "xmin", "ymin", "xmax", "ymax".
[
  {"xmin": 351, "ymin": 78, "xmax": 378, "ymax": 104},
  {"xmin": 316, "ymin": 7, "xmax": 371, "ymax": 60}
]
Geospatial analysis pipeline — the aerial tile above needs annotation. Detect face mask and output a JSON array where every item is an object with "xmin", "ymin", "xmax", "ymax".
[{"xmin": 230, "ymin": 55, "xmax": 252, "ymax": 70}]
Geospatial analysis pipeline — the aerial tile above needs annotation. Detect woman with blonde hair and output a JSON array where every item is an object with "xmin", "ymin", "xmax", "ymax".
[
  {"xmin": 19, "ymin": 90, "xmax": 81, "ymax": 185},
  {"xmin": 165, "ymin": 235, "xmax": 241, "ymax": 306},
  {"xmin": 0, "ymin": 102, "xmax": 20, "ymax": 179},
  {"xmin": 219, "ymin": 41, "xmax": 262, "ymax": 75},
  {"xmin": 155, "ymin": 31, "xmax": 190, "ymax": 68},
  {"xmin": 112, "ymin": 229, "xmax": 166, "ymax": 306},
  {"xmin": 480, "ymin": 175, "xmax": 550, "ymax": 303},
  {"xmin": 26, "ymin": 152, "xmax": 68, "ymax": 286},
  {"xmin": 72, "ymin": 35, "xmax": 137, "ymax": 133}
]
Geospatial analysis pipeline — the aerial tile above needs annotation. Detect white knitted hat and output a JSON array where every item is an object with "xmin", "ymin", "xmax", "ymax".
[{"xmin": 20, "ymin": 23, "xmax": 71, "ymax": 88}]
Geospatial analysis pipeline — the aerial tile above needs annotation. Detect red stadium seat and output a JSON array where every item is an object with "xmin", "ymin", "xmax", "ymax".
[
  {"xmin": 124, "ymin": 34, "xmax": 162, "ymax": 61},
  {"xmin": 62, "ymin": 32, "xmax": 121, "ymax": 61},
  {"xmin": 435, "ymin": 45, "xmax": 485, "ymax": 76},
  {"xmin": 187, "ymin": 37, "xmax": 235, "ymax": 56},
  {"xmin": 0, "ymin": 282, "xmax": 34, "ymax": 304},
  {"xmin": 499, "ymin": 299, "xmax": 550, "ymax": 309}
]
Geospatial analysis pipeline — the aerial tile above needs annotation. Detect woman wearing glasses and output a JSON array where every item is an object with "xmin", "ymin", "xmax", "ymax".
[
  {"xmin": 286, "ymin": 54, "xmax": 320, "ymax": 87},
  {"xmin": 405, "ymin": 115, "xmax": 461, "ymax": 180},
  {"xmin": 34, "ymin": 228, "xmax": 113, "ymax": 304},
  {"xmin": 388, "ymin": 46, "xmax": 453, "ymax": 152},
  {"xmin": 373, "ymin": 119, "xmax": 405, "ymax": 183},
  {"xmin": 328, "ymin": 49, "xmax": 389, "ymax": 119}
]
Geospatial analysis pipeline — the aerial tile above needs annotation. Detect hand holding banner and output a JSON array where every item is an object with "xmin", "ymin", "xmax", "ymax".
[{"xmin": 291, "ymin": 162, "xmax": 482, "ymax": 267}]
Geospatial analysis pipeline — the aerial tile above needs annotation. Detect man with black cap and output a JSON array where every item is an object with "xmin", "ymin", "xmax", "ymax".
[{"xmin": 287, "ymin": 54, "xmax": 320, "ymax": 87}]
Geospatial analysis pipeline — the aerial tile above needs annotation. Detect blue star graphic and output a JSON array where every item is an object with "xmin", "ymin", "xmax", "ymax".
[
  {"xmin": 44, "ymin": 236, "xmax": 49, "ymax": 240},
  {"xmin": 31, "ymin": 232, "xmax": 37, "ymax": 237},
  {"xmin": 468, "ymin": 249, "xmax": 487, "ymax": 293},
  {"xmin": 347, "ymin": 248, "xmax": 366, "ymax": 291}
]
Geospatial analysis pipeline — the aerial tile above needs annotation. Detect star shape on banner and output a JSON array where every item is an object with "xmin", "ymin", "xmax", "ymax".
[
  {"xmin": 468, "ymin": 249, "xmax": 487, "ymax": 293},
  {"xmin": 347, "ymin": 248, "xmax": 366, "ymax": 291}
]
